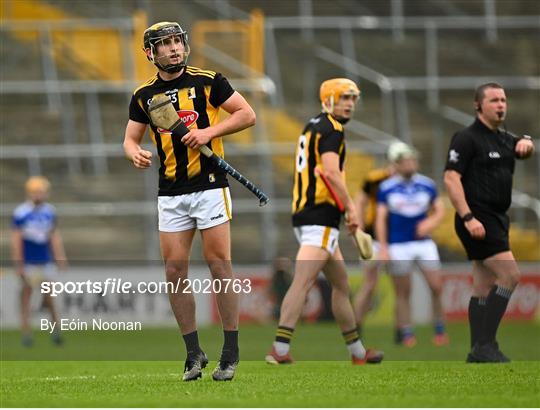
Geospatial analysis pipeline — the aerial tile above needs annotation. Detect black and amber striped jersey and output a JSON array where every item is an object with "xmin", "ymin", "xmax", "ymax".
[
  {"xmin": 361, "ymin": 167, "xmax": 392, "ymax": 235},
  {"xmin": 129, "ymin": 66, "xmax": 235, "ymax": 196},
  {"xmin": 292, "ymin": 112, "xmax": 346, "ymax": 229}
]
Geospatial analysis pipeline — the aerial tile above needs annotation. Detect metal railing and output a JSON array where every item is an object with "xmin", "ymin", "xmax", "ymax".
[
  {"xmin": 265, "ymin": 13, "xmax": 540, "ymax": 137},
  {"xmin": 2, "ymin": 5, "xmax": 539, "ymax": 260}
]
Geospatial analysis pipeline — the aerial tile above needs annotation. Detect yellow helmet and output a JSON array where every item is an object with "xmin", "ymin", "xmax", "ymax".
[
  {"xmin": 25, "ymin": 176, "xmax": 50, "ymax": 194},
  {"xmin": 319, "ymin": 78, "xmax": 360, "ymax": 114}
]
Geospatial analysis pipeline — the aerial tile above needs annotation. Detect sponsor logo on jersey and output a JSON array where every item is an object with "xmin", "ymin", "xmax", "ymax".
[
  {"xmin": 489, "ymin": 151, "xmax": 501, "ymax": 159},
  {"xmin": 158, "ymin": 110, "xmax": 199, "ymax": 133}
]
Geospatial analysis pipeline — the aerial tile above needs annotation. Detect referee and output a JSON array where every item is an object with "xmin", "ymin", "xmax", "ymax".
[{"xmin": 444, "ymin": 82, "xmax": 535, "ymax": 363}]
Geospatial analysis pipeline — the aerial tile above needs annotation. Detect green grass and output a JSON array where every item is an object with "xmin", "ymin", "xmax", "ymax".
[
  {"xmin": 1, "ymin": 322, "xmax": 539, "ymax": 361},
  {"xmin": 1, "ymin": 323, "xmax": 539, "ymax": 407},
  {"xmin": 1, "ymin": 361, "xmax": 539, "ymax": 407}
]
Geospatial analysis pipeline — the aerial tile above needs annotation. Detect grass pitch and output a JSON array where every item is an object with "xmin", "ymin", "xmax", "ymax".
[{"xmin": 1, "ymin": 323, "xmax": 539, "ymax": 407}]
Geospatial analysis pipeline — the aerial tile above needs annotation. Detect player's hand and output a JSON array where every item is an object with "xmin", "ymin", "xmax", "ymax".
[
  {"xmin": 132, "ymin": 147, "xmax": 152, "ymax": 168},
  {"xmin": 181, "ymin": 128, "xmax": 214, "ymax": 149},
  {"xmin": 344, "ymin": 207, "xmax": 359, "ymax": 236},
  {"xmin": 378, "ymin": 245, "xmax": 390, "ymax": 262},
  {"xmin": 515, "ymin": 138, "xmax": 534, "ymax": 159},
  {"xmin": 16, "ymin": 265, "xmax": 30, "ymax": 286},
  {"xmin": 15, "ymin": 264, "xmax": 25, "ymax": 278},
  {"xmin": 465, "ymin": 218, "xmax": 486, "ymax": 240},
  {"xmin": 57, "ymin": 259, "xmax": 68, "ymax": 272},
  {"xmin": 416, "ymin": 219, "xmax": 434, "ymax": 238}
]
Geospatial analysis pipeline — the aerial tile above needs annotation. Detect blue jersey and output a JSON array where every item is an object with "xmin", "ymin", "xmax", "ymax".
[
  {"xmin": 377, "ymin": 174, "xmax": 438, "ymax": 244},
  {"xmin": 12, "ymin": 201, "xmax": 57, "ymax": 264}
]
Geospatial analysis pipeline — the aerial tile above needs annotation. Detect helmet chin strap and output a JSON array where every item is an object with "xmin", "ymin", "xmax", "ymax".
[
  {"xmin": 150, "ymin": 43, "xmax": 189, "ymax": 74},
  {"xmin": 322, "ymin": 96, "xmax": 350, "ymax": 123},
  {"xmin": 159, "ymin": 62, "xmax": 184, "ymax": 73}
]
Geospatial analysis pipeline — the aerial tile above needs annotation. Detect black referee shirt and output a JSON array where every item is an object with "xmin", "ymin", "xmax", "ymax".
[{"xmin": 445, "ymin": 118, "xmax": 517, "ymax": 214}]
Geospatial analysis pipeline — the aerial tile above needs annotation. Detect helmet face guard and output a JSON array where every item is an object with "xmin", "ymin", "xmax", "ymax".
[
  {"xmin": 319, "ymin": 78, "xmax": 360, "ymax": 115},
  {"xmin": 143, "ymin": 22, "xmax": 190, "ymax": 74}
]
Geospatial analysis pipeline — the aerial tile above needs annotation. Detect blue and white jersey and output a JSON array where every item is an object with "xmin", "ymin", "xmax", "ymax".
[
  {"xmin": 12, "ymin": 201, "xmax": 57, "ymax": 264},
  {"xmin": 377, "ymin": 174, "xmax": 438, "ymax": 244}
]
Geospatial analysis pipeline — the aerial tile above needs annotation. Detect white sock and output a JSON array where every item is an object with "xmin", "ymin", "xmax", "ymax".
[
  {"xmin": 273, "ymin": 341, "xmax": 290, "ymax": 356},
  {"xmin": 347, "ymin": 341, "xmax": 366, "ymax": 358}
]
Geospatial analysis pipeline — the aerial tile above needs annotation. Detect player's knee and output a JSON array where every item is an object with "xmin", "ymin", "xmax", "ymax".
[
  {"xmin": 208, "ymin": 260, "xmax": 233, "ymax": 279},
  {"xmin": 292, "ymin": 274, "xmax": 315, "ymax": 290},
  {"xmin": 333, "ymin": 287, "xmax": 350, "ymax": 301},
  {"xmin": 507, "ymin": 270, "xmax": 521, "ymax": 289},
  {"xmin": 397, "ymin": 286, "xmax": 410, "ymax": 298},
  {"xmin": 202, "ymin": 239, "xmax": 231, "ymax": 261},
  {"xmin": 430, "ymin": 282, "xmax": 443, "ymax": 296},
  {"xmin": 365, "ymin": 276, "xmax": 378, "ymax": 291},
  {"xmin": 164, "ymin": 263, "xmax": 188, "ymax": 281}
]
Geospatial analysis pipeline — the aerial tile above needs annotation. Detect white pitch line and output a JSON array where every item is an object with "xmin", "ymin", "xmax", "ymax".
[{"xmin": 18, "ymin": 373, "xmax": 180, "ymax": 382}]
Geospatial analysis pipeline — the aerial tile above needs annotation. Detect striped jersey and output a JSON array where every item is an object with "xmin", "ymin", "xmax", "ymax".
[
  {"xmin": 292, "ymin": 112, "xmax": 346, "ymax": 228},
  {"xmin": 129, "ymin": 66, "xmax": 235, "ymax": 195},
  {"xmin": 361, "ymin": 167, "xmax": 393, "ymax": 235}
]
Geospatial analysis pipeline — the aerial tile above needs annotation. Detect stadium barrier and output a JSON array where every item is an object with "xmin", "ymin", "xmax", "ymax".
[{"xmin": 1, "ymin": 263, "xmax": 538, "ymax": 328}]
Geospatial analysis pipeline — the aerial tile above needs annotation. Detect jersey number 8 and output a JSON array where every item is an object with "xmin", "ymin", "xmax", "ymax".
[{"xmin": 296, "ymin": 134, "xmax": 307, "ymax": 172}]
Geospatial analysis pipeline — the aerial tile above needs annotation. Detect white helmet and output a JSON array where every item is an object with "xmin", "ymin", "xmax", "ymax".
[{"xmin": 387, "ymin": 142, "xmax": 417, "ymax": 163}]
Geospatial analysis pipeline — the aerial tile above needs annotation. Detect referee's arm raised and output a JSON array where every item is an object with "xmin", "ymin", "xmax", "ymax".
[{"xmin": 444, "ymin": 170, "xmax": 485, "ymax": 240}]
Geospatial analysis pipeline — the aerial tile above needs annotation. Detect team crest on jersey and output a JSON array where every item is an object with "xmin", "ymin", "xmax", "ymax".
[
  {"xmin": 187, "ymin": 87, "xmax": 196, "ymax": 99},
  {"xmin": 158, "ymin": 110, "xmax": 199, "ymax": 133}
]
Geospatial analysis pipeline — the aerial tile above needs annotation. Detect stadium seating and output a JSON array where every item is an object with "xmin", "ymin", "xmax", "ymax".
[{"xmin": 1, "ymin": 0, "xmax": 538, "ymax": 262}]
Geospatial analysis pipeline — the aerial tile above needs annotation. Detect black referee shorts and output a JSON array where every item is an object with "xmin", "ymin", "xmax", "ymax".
[{"xmin": 454, "ymin": 209, "xmax": 510, "ymax": 260}]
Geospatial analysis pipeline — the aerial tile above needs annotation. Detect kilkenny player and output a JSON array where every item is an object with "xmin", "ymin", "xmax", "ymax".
[
  {"xmin": 266, "ymin": 78, "xmax": 383, "ymax": 365},
  {"xmin": 123, "ymin": 22, "xmax": 256, "ymax": 381}
]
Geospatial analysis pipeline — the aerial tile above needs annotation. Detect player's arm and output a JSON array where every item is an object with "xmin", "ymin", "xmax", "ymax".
[
  {"xmin": 353, "ymin": 189, "xmax": 368, "ymax": 231},
  {"xmin": 375, "ymin": 203, "xmax": 389, "ymax": 260},
  {"xmin": 416, "ymin": 197, "xmax": 445, "ymax": 238},
  {"xmin": 10, "ymin": 228, "xmax": 24, "ymax": 277},
  {"xmin": 444, "ymin": 170, "xmax": 485, "ymax": 239},
  {"xmin": 320, "ymin": 151, "xmax": 358, "ymax": 234},
  {"xmin": 50, "ymin": 228, "xmax": 68, "ymax": 269},
  {"xmin": 181, "ymin": 91, "xmax": 256, "ymax": 149},
  {"xmin": 123, "ymin": 120, "xmax": 152, "ymax": 169}
]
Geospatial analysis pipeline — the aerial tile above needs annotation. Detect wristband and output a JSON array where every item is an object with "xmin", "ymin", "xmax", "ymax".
[
  {"xmin": 521, "ymin": 135, "xmax": 532, "ymax": 141},
  {"xmin": 462, "ymin": 212, "xmax": 474, "ymax": 222}
]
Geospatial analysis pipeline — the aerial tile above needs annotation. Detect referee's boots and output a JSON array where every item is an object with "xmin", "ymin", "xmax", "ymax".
[{"xmin": 468, "ymin": 341, "xmax": 510, "ymax": 363}]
